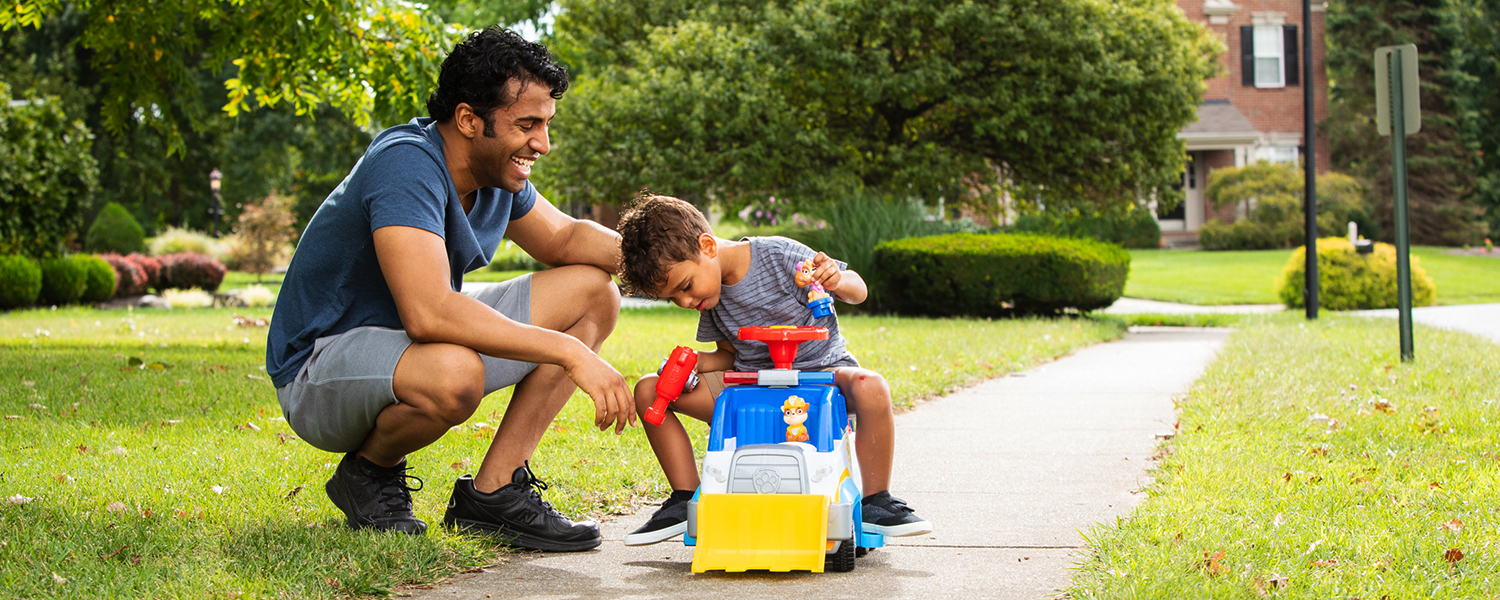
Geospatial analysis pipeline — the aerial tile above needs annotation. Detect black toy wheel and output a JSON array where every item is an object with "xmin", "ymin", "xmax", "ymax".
[
  {"xmin": 855, "ymin": 546, "xmax": 871, "ymax": 558},
  {"xmin": 827, "ymin": 540, "xmax": 856, "ymax": 572}
]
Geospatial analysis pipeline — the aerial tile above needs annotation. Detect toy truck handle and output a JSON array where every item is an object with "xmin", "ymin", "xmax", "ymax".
[
  {"xmin": 646, "ymin": 346, "xmax": 699, "ymax": 426},
  {"xmin": 737, "ymin": 326, "xmax": 828, "ymax": 370}
]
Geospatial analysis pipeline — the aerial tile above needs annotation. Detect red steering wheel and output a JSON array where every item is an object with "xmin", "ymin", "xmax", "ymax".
[{"xmin": 737, "ymin": 326, "xmax": 829, "ymax": 369}]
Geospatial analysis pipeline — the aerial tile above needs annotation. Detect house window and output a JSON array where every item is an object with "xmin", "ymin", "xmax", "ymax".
[
  {"xmin": 1254, "ymin": 26, "xmax": 1284, "ymax": 87},
  {"xmin": 1255, "ymin": 145, "xmax": 1298, "ymax": 164},
  {"xmin": 1241, "ymin": 25, "xmax": 1300, "ymax": 88}
]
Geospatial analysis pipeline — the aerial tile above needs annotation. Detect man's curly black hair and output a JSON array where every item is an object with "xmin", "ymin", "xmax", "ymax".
[
  {"xmin": 616, "ymin": 190, "xmax": 712, "ymax": 299},
  {"xmin": 426, "ymin": 27, "xmax": 569, "ymax": 136}
]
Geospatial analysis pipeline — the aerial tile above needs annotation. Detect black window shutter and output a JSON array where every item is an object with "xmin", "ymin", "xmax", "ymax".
[
  {"xmin": 1241, "ymin": 26, "xmax": 1255, "ymax": 87},
  {"xmin": 1284, "ymin": 25, "xmax": 1300, "ymax": 86}
]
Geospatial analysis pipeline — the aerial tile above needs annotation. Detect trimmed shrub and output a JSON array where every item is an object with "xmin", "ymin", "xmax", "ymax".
[
  {"xmin": 1198, "ymin": 219, "xmax": 1299, "ymax": 251},
  {"xmin": 100, "ymin": 253, "xmax": 148, "ymax": 296},
  {"xmin": 77, "ymin": 255, "xmax": 117, "ymax": 303},
  {"xmin": 486, "ymin": 239, "xmax": 545, "ymax": 272},
  {"xmin": 0, "ymin": 255, "xmax": 42, "ymax": 309},
  {"xmin": 875, "ymin": 233, "xmax": 1130, "ymax": 316},
  {"xmin": 126, "ymin": 253, "xmax": 162, "ymax": 290},
  {"xmin": 1278, "ymin": 237, "xmax": 1436, "ymax": 310},
  {"xmin": 158, "ymin": 252, "xmax": 227, "ymax": 292},
  {"xmin": 1200, "ymin": 162, "xmax": 1375, "ymax": 250},
  {"xmin": 1010, "ymin": 209, "xmax": 1161, "ymax": 249},
  {"xmin": 162, "ymin": 288, "xmax": 214, "ymax": 308},
  {"xmin": 85, "ymin": 202, "xmax": 147, "ymax": 254},
  {"xmin": 38, "ymin": 256, "xmax": 87, "ymax": 305}
]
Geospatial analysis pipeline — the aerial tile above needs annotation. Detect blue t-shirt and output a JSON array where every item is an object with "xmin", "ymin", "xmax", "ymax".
[{"xmin": 266, "ymin": 117, "xmax": 536, "ymax": 387}]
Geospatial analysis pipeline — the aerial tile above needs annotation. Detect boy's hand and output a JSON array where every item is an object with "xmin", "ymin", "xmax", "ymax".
[{"xmin": 810, "ymin": 252, "xmax": 843, "ymax": 292}]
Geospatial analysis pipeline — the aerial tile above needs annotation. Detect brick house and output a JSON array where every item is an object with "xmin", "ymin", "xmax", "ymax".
[{"xmin": 1162, "ymin": 0, "xmax": 1332, "ymax": 247}]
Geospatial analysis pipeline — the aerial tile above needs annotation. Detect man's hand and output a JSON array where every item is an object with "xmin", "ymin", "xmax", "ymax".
[
  {"xmin": 565, "ymin": 348, "xmax": 637, "ymax": 434},
  {"xmin": 809, "ymin": 252, "xmax": 844, "ymax": 292}
]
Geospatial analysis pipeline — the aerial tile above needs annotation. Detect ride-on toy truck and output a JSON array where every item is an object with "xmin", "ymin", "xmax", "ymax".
[{"xmin": 656, "ymin": 325, "xmax": 885, "ymax": 573}]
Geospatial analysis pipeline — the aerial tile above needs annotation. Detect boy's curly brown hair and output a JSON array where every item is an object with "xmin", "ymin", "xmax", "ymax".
[{"xmin": 616, "ymin": 190, "xmax": 712, "ymax": 298}]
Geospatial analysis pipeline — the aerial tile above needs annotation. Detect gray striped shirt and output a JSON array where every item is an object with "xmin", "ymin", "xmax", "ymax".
[{"xmin": 697, "ymin": 236, "xmax": 859, "ymax": 371}]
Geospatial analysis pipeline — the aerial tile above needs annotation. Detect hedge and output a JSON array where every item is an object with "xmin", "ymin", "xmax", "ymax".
[
  {"xmin": 38, "ymin": 256, "xmax": 87, "ymax": 305},
  {"xmin": 1278, "ymin": 237, "xmax": 1436, "ymax": 310},
  {"xmin": 158, "ymin": 252, "xmax": 227, "ymax": 292},
  {"xmin": 78, "ymin": 254, "xmax": 118, "ymax": 303},
  {"xmin": 0, "ymin": 255, "xmax": 42, "ymax": 309},
  {"xmin": 874, "ymin": 233, "xmax": 1131, "ymax": 316},
  {"xmin": 101, "ymin": 253, "xmax": 148, "ymax": 296}
]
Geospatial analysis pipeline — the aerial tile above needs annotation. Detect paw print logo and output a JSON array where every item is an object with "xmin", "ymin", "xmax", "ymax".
[{"xmin": 751, "ymin": 468, "xmax": 782, "ymax": 494}]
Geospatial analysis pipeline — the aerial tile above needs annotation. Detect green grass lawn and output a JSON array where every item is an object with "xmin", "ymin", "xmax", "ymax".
[
  {"xmin": 1069, "ymin": 314, "xmax": 1500, "ymax": 598},
  {"xmin": 0, "ymin": 305, "xmax": 1122, "ymax": 598},
  {"xmin": 1126, "ymin": 247, "xmax": 1500, "ymax": 306}
]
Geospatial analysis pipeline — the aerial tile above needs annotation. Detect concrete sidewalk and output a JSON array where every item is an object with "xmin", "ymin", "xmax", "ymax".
[
  {"xmin": 1352, "ymin": 303, "xmax": 1500, "ymax": 344},
  {"xmin": 406, "ymin": 328, "xmax": 1229, "ymax": 600},
  {"xmin": 1102, "ymin": 297, "xmax": 1284, "ymax": 314}
]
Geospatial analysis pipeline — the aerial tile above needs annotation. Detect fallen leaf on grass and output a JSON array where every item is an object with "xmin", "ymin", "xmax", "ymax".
[
  {"xmin": 52, "ymin": 473, "xmax": 74, "ymax": 484},
  {"xmin": 106, "ymin": 446, "xmax": 128, "ymax": 456},
  {"xmin": 451, "ymin": 458, "xmax": 472, "ymax": 471},
  {"xmin": 1374, "ymin": 400, "xmax": 1395, "ymax": 414},
  {"xmin": 276, "ymin": 433, "xmax": 298, "ymax": 444},
  {"xmin": 28, "ymin": 403, "xmax": 46, "ymax": 411},
  {"xmin": 1429, "ymin": 481, "xmax": 1443, "ymax": 491},
  {"xmin": 284, "ymin": 486, "xmax": 302, "ymax": 501},
  {"xmin": 22, "ymin": 380, "xmax": 35, "ymax": 387},
  {"xmin": 101, "ymin": 545, "xmax": 129, "ymax": 560},
  {"xmin": 75, "ymin": 445, "xmax": 91, "ymax": 454},
  {"xmin": 1306, "ymin": 446, "xmax": 1329, "ymax": 457},
  {"xmin": 162, "ymin": 420, "xmax": 181, "ymax": 426},
  {"xmin": 106, "ymin": 501, "xmax": 128, "ymax": 513},
  {"xmin": 1444, "ymin": 548, "xmax": 1464, "ymax": 563},
  {"xmin": 211, "ymin": 486, "xmax": 226, "ymax": 495},
  {"xmin": 234, "ymin": 422, "xmax": 261, "ymax": 432},
  {"xmin": 232, "ymin": 314, "xmax": 269, "ymax": 328},
  {"xmin": 245, "ymin": 374, "xmax": 265, "ymax": 381},
  {"xmin": 7, "ymin": 494, "xmax": 33, "ymax": 505},
  {"xmin": 1442, "ymin": 519, "xmax": 1463, "ymax": 533},
  {"xmin": 1202, "ymin": 551, "xmax": 1229, "ymax": 576},
  {"xmin": 1310, "ymin": 558, "xmax": 1339, "ymax": 568},
  {"xmin": 51, "ymin": 572, "xmax": 66, "ymax": 585},
  {"xmin": 3, "ymin": 415, "xmax": 21, "ymax": 420}
]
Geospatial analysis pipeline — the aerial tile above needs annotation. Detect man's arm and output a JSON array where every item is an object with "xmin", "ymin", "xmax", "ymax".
[
  {"xmin": 505, "ymin": 194, "xmax": 621, "ymax": 270},
  {"xmin": 372, "ymin": 225, "xmax": 634, "ymax": 432}
]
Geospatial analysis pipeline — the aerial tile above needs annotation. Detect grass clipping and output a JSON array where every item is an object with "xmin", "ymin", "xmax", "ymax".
[{"xmin": 1069, "ymin": 314, "xmax": 1500, "ymax": 598}]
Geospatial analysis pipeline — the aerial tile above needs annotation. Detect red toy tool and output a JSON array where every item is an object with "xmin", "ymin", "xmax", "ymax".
[{"xmin": 646, "ymin": 346, "xmax": 699, "ymax": 426}]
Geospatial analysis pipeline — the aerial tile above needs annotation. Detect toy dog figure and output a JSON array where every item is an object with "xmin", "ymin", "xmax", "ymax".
[
  {"xmin": 794, "ymin": 260, "xmax": 835, "ymax": 319},
  {"xmin": 782, "ymin": 396, "xmax": 810, "ymax": 442}
]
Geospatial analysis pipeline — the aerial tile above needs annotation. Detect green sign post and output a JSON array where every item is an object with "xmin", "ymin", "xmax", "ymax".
[{"xmin": 1375, "ymin": 44, "xmax": 1420, "ymax": 362}]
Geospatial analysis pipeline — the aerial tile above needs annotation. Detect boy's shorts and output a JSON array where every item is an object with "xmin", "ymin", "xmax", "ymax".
[{"xmin": 274, "ymin": 275, "xmax": 539, "ymax": 453}]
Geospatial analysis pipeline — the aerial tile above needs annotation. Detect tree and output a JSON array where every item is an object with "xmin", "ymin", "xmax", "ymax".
[
  {"xmin": 0, "ymin": 81, "xmax": 99, "ymax": 258},
  {"xmin": 2, "ymin": 0, "xmax": 462, "ymax": 155},
  {"xmin": 540, "ymin": 0, "xmax": 1222, "ymax": 215},
  {"xmin": 228, "ymin": 191, "xmax": 297, "ymax": 281},
  {"xmin": 1325, "ymin": 0, "xmax": 1488, "ymax": 245},
  {"xmin": 1450, "ymin": 0, "xmax": 1500, "ymax": 237}
]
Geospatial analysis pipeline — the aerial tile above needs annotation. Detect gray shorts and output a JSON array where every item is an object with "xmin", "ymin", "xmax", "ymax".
[{"xmin": 275, "ymin": 275, "xmax": 539, "ymax": 453}]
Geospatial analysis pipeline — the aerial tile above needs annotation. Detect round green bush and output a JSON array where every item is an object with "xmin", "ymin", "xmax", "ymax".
[
  {"xmin": 85, "ymin": 202, "xmax": 147, "ymax": 254},
  {"xmin": 874, "ymin": 233, "xmax": 1131, "ymax": 316},
  {"xmin": 77, "ymin": 254, "xmax": 118, "ymax": 303},
  {"xmin": 0, "ymin": 255, "xmax": 42, "ymax": 309},
  {"xmin": 39, "ymin": 256, "xmax": 88, "ymax": 305},
  {"xmin": 1278, "ymin": 237, "xmax": 1436, "ymax": 310}
]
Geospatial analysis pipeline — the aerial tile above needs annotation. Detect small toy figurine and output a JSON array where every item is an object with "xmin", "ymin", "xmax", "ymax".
[
  {"xmin": 782, "ymin": 396, "xmax": 810, "ymax": 442},
  {"xmin": 794, "ymin": 259, "xmax": 835, "ymax": 318}
]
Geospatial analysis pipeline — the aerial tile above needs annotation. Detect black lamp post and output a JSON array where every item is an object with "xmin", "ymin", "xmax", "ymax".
[{"xmin": 209, "ymin": 168, "xmax": 223, "ymax": 238}]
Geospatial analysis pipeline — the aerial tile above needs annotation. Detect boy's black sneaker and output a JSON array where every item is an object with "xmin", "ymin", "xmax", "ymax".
[
  {"xmin": 861, "ymin": 491, "xmax": 932, "ymax": 537},
  {"xmin": 324, "ymin": 453, "xmax": 427, "ymax": 535},
  {"xmin": 622, "ymin": 493, "xmax": 692, "ymax": 546},
  {"xmin": 443, "ymin": 462, "xmax": 602, "ymax": 552}
]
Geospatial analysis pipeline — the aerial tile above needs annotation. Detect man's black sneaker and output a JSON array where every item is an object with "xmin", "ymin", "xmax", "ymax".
[
  {"xmin": 861, "ymin": 491, "xmax": 932, "ymax": 537},
  {"xmin": 324, "ymin": 453, "xmax": 427, "ymax": 535},
  {"xmin": 622, "ymin": 492, "xmax": 692, "ymax": 546},
  {"xmin": 443, "ymin": 462, "xmax": 602, "ymax": 552}
]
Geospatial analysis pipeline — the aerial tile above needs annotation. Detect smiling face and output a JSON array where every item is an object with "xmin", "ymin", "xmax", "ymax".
[{"xmin": 467, "ymin": 79, "xmax": 555, "ymax": 194}]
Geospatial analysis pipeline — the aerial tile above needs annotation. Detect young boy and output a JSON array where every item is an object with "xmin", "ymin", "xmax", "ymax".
[{"xmin": 615, "ymin": 193, "xmax": 931, "ymax": 546}]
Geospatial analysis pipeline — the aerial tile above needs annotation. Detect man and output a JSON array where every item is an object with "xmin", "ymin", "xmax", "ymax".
[{"xmin": 266, "ymin": 27, "xmax": 634, "ymax": 552}]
